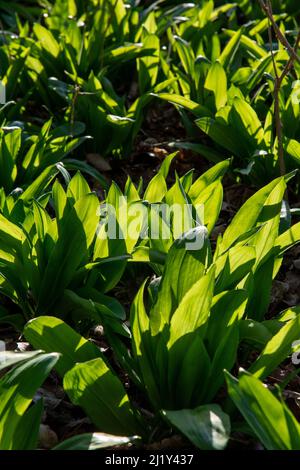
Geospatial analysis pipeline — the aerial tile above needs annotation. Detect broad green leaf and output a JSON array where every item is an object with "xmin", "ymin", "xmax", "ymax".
[
  {"xmin": 52, "ymin": 180, "xmax": 67, "ymax": 221},
  {"xmin": 64, "ymin": 358, "xmax": 140, "ymax": 436},
  {"xmin": 131, "ymin": 280, "xmax": 161, "ymax": 408},
  {"xmin": 173, "ymin": 35, "xmax": 195, "ymax": 76},
  {"xmin": 206, "ymin": 322, "xmax": 239, "ymax": 401},
  {"xmin": 167, "ymin": 332, "xmax": 211, "ymax": 408},
  {"xmin": 0, "ymin": 353, "xmax": 59, "ymax": 450},
  {"xmin": 12, "ymin": 399, "xmax": 44, "ymax": 450},
  {"xmin": 223, "ymin": 30, "xmax": 266, "ymax": 58},
  {"xmin": 207, "ymin": 290, "xmax": 248, "ymax": 354},
  {"xmin": 33, "ymin": 24, "xmax": 60, "ymax": 57},
  {"xmin": 250, "ymin": 179, "xmax": 286, "ymax": 268},
  {"xmin": 240, "ymin": 319, "xmax": 273, "ymax": 349},
  {"xmin": 152, "ymin": 93, "xmax": 212, "ymax": 117},
  {"xmin": 125, "ymin": 176, "xmax": 140, "ymax": 203},
  {"xmin": 138, "ymin": 33, "xmax": 160, "ymax": 93},
  {"xmin": 250, "ymin": 315, "xmax": 300, "ymax": 379},
  {"xmin": 67, "ymin": 172, "xmax": 91, "ymax": 201},
  {"xmin": 193, "ymin": 180, "xmax": 223, "ymax": 234},
  {"xmin": 164, "ymin": 405, "xmax": 230, "ymax": 450},
  {"xmin": 37, "ymin": 193, "xmax": 99, "ymax": 313},
  {"xmin": 215, "ymin": 245, "xmax": 256, "ymax": 293},
  {"xmin": 150, "ymin": 226, "xmax": 211, "ymax": 334},
  {"xmin": 53, "ymin": 433, "xmax": 139, "ymax": 451},
  {"xmin": 244, "ymin": 256, "xmax": 275, "ymax": 321},
  {"xmin": 219, "ymin": 29, "xmax": 242, "ymax": 69},
  {"xmin": 0, "ymin": 214, "xmax": 25, "ymax": 251},
  {"xmin": 0, "ymin": 350, "xmax": 42, "ymax": 373},
  {"xmin": 144, "ymin": 173, "xmax": 167, "ymax": 203},
  {"xmin": 226, "ymin": 370, "xmax": 300, "ymax": 450},
  {"xmin": 104, "ymin": 44, "xmax": 145, "ymax": 63},
  {"xmin": 64, "ymin": 159, "xmax": 109, "ymax": 189},
  {"xmin": 20, "ymin": 165, "xmax": 58, "ymax": 204},
  {"xmin": 158, "ymin": 152, "xmax": 177, "ymax": 179},
  {"xmin": 130, "ymin": 246, "xmax": 166, "ymax": 264},
  {"xmin": 196, "ymin": 117, "xmax": 241, "ymax": 156},
  {"xmin": 284, "ymin": 138, "xmax": 300, "ymax": 165},
  {"xmin": 168, "ymin": 267, "xmax": 215, "ymax": 347},
  {"xmin": 230, "ymin": 98, "xmax": 264, "ymax": 148},
  {"xmin": 0, "ymin": 129, "xmax": 20, "ymax": 191},
  {"xmin": 24, "ymin": 316, "xmax": 101, "ymax": 376},
  {"xmin": 219, "ymin": 177, "xmax": 285, "ymax": 253},
  {"xmin": 204, "ymin": 62, "xmax": 227, "ymax": 110},
  {"xmin": 164, "ymin": 175, "xmax": 194, "ymax": 240},
  {"xmin": 275, "ymin": 222, "xmax": 300, "ymax": 256},
  {"xmin": 188, "ymin": 160, "xmax": 230, "ymax": 199}
]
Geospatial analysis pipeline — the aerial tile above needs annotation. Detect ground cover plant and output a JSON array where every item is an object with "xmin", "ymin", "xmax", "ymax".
[{"xmin": 1, "ymin": 0, "xmax": 300, "ymax": 455}]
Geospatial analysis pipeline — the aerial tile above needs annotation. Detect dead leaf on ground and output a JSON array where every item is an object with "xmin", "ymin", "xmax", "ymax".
[{"xmin": 86, "ymin": 153, "xmax": 112, "ymax": 171}]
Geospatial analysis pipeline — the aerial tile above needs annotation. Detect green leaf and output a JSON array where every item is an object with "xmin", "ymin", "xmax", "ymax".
[
  {"xmin": 64, "ymin": 159, "xmax": 109, "ymax": 190},
  {"xmin": 225, "ymin": 370, "xmax": 300, "ymax": 450},
  {"xmin": 130, "ymin": 246, "xmax": 166, "ymax": 264},
  {"xmin": 206, "ymin": 322, "xmax": 239, "ymax": 402},
  {"xmin": 188, "ymin": 160, "xmax": 230, "ymax": 199},
  {"xmin": 158, "ymin": 152, "xmax": 177, "ymax": 179},
  {"xmin": 150, "ymin": 226, "xmax": 211, "ymax": 334},
  {"xmin": 284, "ymin": 138, "xmax": 300, "ymax": 165},
  {"xmin": 0, "ymin": 350, "xmax": 42, "ymax": 373},
  {"xmin": 239, "ymin": 319, "xmax": 273, "ymax": 349},
  {"xmin": 144, "ymin": 173, "xmax": 167, "ymax": 203},
  {"xmin": 164, "ymin": 405, "xmax": 230, "ymax": 450},
  {"xmin": 138, "ymin": 33, "xmax": 160, "ymax": 93},
  {"xmin": 196, "ymin": 117, "xmax": 241, "ymax": 156},
  {"xmin": 245, "ymin": 256, "xmax": 275, "ymax": 321},
  {"xmin": 219, "ymin": 177, "xmax": 285, "ymax": 253},
  {"xmin": 0, "ymin": 353, "xmax": 59, "ymax": 450},
  {"xmin": 36, "ymin": 193, "xmax": 99, "ymax": 314},
  {"xmin": 24, "ymin": 316, "xmax": 101, "ymax": 376},
  {"xmin": 250, "ymin": 179, "xmax": 286, "ymax": 268},
  {"xmin": 207, "ymin": 290, "xmax": 248, "ymax": 354},
  {"xmin": 223, "ymin": 30, "xmax": 266, "ymax": 58},
  {"xmin": 12, "ymin": 399, "xmax": 44, "ymax": 450},
  {"xmin": 173, "ymin": 35, "xmax": 195, "ymax": 77},
  {"xmin": 67, "ymin": 172, "xmax": 91, "ymax": 201},
  {"xmin": 131, "ymin": 280, "xmax": 161, "ymax": 408},
  {"xmin": 64, "ymin": 358, "xmax": 140, "ymax": 436},
  {"xmin": 33, "ymin": 24, "xmax": 60, "ymax": 57},
  {"xmin": 204, "ymin": 62, "xmax": 227, "ymax": 110},
  {"xmin": 193, "ymin": 180, "xmax": 223, "ymax": 234},
  {"xmin": 152, "ymin": 93, "xmax": 212, "ymax": 117},
  {"xmin": 230, "ymin": 98, "xmax": 264, "ymax": 148},
  {"xmin": 52, "ymin": 179, "xmax": 67, "ymax": 221},
  {"xmin": 53, "ymin": 433, "xmax": 140, "ymax": 450},
  {"xmin": 0, "ymin": 129, "xmax": 20, "ymax": 192},
  {"xmin": 104, "ymin": 44, "xmax": 145, "ymax": 63},
  {"xmin": 167, "ymin": 333, "xmax": 211, "ymax": 408},
  {"xmin": 219, "ymin": 29, "xmax": 242, "ymax": 69},
  {"xmin": 215, "ymin": 245, "xmax": 256, "ymax": 293},
  {"xmin": 20, "ymin": 165, "xmax": 59, "ymax": 204},
  {"xmin": 249, "ymin": 315, "xmax": 300, "ymax": 380},
  {"xmin": 168, "ymin": 267, "xmax": 215, "ymax": 347},
  {"xmin": 0, "ymin": 214, "xmax": 25, "ymax": 251}
]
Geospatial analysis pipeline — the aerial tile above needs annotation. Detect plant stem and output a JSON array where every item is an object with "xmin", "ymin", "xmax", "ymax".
[
  {"xmin": 258, "ymin": 0, "xmax": 300, "ymax": 64},
  {"xmin": 258, "ymin": 0, "xmax": 300, "ymax": 176}
]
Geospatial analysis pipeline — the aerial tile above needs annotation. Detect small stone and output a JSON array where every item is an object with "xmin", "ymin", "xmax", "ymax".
[
  {"xmin": 38, "ymin": 424, "xmax": 58, "ymax": 449},
  {"xmin": 293, "ymin": 259, "xmax": 300, "ymax": 270}
]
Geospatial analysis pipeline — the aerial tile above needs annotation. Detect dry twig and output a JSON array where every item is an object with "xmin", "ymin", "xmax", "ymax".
[{"xmin": 258, "ymin": 0, "xmax": 300, "ymax": 176}]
